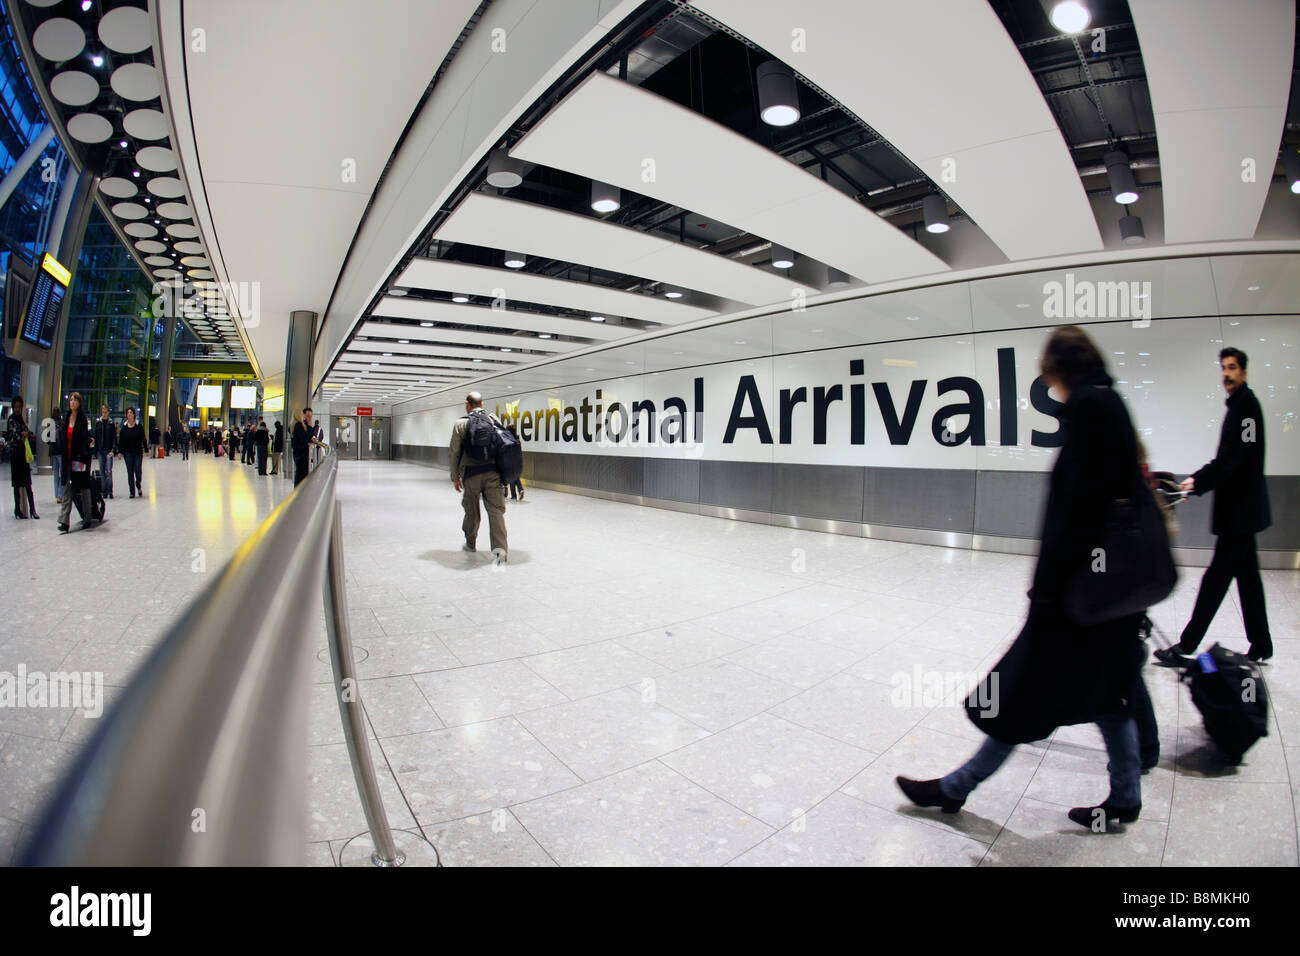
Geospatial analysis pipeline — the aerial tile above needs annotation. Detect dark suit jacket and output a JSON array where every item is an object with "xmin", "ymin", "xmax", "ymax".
[{"xmin": 1192, "ymin": 384, "xmax": 1270, "ymax": 536}]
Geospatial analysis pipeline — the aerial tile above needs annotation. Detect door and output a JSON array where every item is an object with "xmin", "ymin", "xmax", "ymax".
[
  {"xmin": 333, "ymin": 417, "xmax": 357, "ymax": 458},
  {"xmin": 361, "ymin": 417, "xmax": 388, "ymax": 460}
]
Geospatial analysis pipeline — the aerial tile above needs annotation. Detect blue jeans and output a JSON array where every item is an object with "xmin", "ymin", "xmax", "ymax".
[
  {"xmin": 123, "ymin": 452, "xmax": 143, "ymax": 494},
  {"xmin": 941, "ymin": 714, "xmax": 1141, "ymax": 807},
  {"xmin": 51, "ymin": 455, "xmax": 62, "ymax": 499},
  {"xmin": 98, "ymin": 451, "xmax": 114, "ymax": 495}
]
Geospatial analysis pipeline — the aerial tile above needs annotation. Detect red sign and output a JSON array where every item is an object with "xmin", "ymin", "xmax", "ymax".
[{"xmin": 355, "ymin": 407, "xmax": 373, "ymax": 416}]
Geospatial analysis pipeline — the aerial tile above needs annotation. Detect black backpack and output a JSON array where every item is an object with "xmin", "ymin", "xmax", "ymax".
[
  {"xmin": 1183, "ymin": 643, "xmax": 1269, "ymax": 764},
  {"xmin": 464, "ymin": 411, "xmax": 523, "ymax": 484}
]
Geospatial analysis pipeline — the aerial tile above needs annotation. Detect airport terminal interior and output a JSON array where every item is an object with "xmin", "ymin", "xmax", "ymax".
[{"xmin": 0, "ymin": 0, "xmax": 1297, "ymax": 868}]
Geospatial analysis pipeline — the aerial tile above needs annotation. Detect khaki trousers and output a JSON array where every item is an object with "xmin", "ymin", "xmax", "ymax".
[
  {"xmin": 462, "ymin": 471, "xmax": 507, "ymax": 556},
  {"xmin": 269, "ymin": 450, "xmax": 281, "ymax": 474}
]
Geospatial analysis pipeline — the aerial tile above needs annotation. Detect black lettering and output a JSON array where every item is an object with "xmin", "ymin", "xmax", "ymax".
[
  {"xmin": 606, "ymin": 402, "xmax": 627, "ymax": 442},
  {"xmin": 872, "ymin": 380, "xmax": 927, "ymax": 444},
  {"xmin": 812, "ymin": 384, "xmax": 843, "ymax": 445},
  {"xmin": 693, "ymin": 376, "xmax": 704, "ymax": 443},
  {"xmin": 724, "ymin": 375, "xmax": 774, "ymax": 444},
  {"xmin": 520, "ymin": 410, "xmax": 533, "ymax": 442},
  {"xmin": 579, "ymin": 396, "xmax": 593, "ymax": 442},
  {"xmin": 779, "ymin": 387, "xmax": 807, "ymax": 445},
  {"xmin": 544, "ymin": 406, "xmax": 560, "ymax": 440},
  {"xmin": 631, "ymin": 400, "xmax": 655, "ymax": 442},
  {"xmin": 931, "ymin": 376, "xmax": 985, "ymax": 445},
  {"xmin": 1030, "ymin": 377, "xmax": 1065, "ymax": 447},
  {"xmin": 997, "ymin": 347, "xmax": 1017, "ymax": 447},
  {"xmin": 562, "ymin": 407, "xmax": 578, "ymax": 442},
  {"xmin": 661, "ymin": 397, "xmax": 686, "ymax": 443}
]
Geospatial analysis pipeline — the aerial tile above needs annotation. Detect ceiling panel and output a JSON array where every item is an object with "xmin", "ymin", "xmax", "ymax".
[
  {"xmin": 371, "ymin": 295, "xmax": 635, "ymax": 340},
  {"xmin": 357, "ymin": 320, "xmax": 568, "ymax": 353},
  {"xmin": 396, "ymin": 258, "xmax": 713, "ymax": 324},
  {"xmin": 512, "ymin": 71, "xmax": 946, "ymax": 284},
  {"xmin": 436, "ymin": 192, "xmax": 812, "ymax": 305},
  {"xmin": 346, "ymin": 341, "xmax": 526, "ymax": 370},
  {"xmin": 1129, "ymin": 0, "xmax": 1292, "ymax": 242},
  {"xmin": 690, "ymin": 0, "xmax": 1103, "ymax": 261}
]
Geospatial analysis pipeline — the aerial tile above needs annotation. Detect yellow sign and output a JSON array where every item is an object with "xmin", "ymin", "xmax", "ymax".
[
  {"xmin": 41, "ymin": 252, "xmax": 71, "ymax": 286},
  {"xmin": 262, "ymin": 395, "xmax": 283, "ymax": 413}
]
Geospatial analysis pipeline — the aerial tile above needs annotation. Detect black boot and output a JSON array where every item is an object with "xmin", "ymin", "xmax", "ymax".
[
  {"xmin": 1067, "ymin": 799, "xmax": 1141, "ymax": 831},
  {"xmin": 895, "ymin": 776, "xmax": 965, "ymax": 814}
]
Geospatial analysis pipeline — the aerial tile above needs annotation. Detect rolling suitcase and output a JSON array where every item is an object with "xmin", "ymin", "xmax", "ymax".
[{"xmin": 75, "ymin": 472, "xmax": 107, "ymax": 525}]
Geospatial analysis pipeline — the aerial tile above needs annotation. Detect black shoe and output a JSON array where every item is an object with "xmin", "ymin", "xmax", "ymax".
[
  {"xmin": 1247, "ymin": 647, "xmax": 1273, "ymax": 663},
  {"xmin": 129, "ymin": 492, "xmax": 135, "ymax": 498},
  {"xmin": 1153, "ymin": 646, "xmax": 1195, "ymax": 667},
  {"xmin": 1068, "ymin": 801, "xmax": 1141, "ymax": 830},
  {"xmin": 895, "ymin": 776, "xmax": 965, "ymax": 814},
  {"xmin": 31, "ymin": 513, "xmax": 39, "ymax": 520},
  {"xmin": 58, "ymin": 523, "xmax": 69, "ymax": 533}
]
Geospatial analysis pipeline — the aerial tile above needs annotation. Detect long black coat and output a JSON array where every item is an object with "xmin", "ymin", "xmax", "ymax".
[
  {"xmin": 1192, "ymin": 384, "xmax": 1270, "ymax": 536},
  {"xmin": 55, "ymin": 412, "xmax": 92, "ymax": 486},
  {"xmin": 966, "ymin": 370, "xmax": 1148, "ymax": 745}
]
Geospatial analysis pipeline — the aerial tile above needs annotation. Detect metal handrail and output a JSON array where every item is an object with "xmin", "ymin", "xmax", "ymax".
[{"xmin": 20, "ymin": 450, "xmax": 402, "ymax": 865}]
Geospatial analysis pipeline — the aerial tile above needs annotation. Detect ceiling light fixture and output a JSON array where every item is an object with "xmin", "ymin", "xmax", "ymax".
[
  {"xmin": 757, "ymin": 61, "xmax": 800, "ymax": 127},
  {"xmin": 1043, "ymin": 0, "xmax": 1091, "ymax": 33},
  {"xmin": 590, "ymin": 315, "xmax": 606, "ymax": 322},
  {"xmin": 1119, "ymin": 211, "xmax": 1146, "ymax": 245},
  {"xmin": 420, "ymin": 321, "xmax": 434, "ymax": 327},
  {"xmin": 388, "ymin": 288, "xmax": 407, "ymax": 297},
  {"xmin": 922, "ymin": 194, "xmax": 951, "ymax": 233},
  {"xmin": 590, "ymin": 180, "xmax": 620, "ymax": 213},
  {"xmin": 485, "ymin": 148, "xmax": 524, "ymax": 189},
  {"xmin": 504, "ymin": 251, "xmax": 526, "ymax": 269},
  {"xmin": 1281, "ymin": 148, "xmax": 1300, "ymax": 194},
  {"xmin": 1105, "ymin": 150, "xmax": 1139, "ymax": 204},
  {"xmin": 91, "ymin": 54, "xmax": 103, "ymax": 67},
  {"xmin": 770, "ymin": 244, "xmax": 795, "ymax": 269},
  {"xmin": 662, "ymin": 285, "xmax": 683, "ymax": 299},
  {"xmin": 826, "ymin": 267, "xmax": 851, "ymax": 287},
  {"xmin": 538, "ymin": 333, "xmax": 552, "ymax": 338},
  {"xmin": 452, "ymin": 294, "xmax": 469, "ymax": 303}
]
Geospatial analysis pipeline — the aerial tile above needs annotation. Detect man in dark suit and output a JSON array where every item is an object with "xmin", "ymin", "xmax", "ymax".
[{"xmin": 1156, "ymin": 347, "xmax": 1272, "ymax": 664}]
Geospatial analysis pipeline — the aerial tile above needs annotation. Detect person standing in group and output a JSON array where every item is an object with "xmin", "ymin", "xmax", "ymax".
[
  {"xmin": 93, "ymin": 405, "xmax": 117, "ymax": 500},
  {"xmin": 254, "ymin": 419, "xmax": 269, "ymax": 475},
  {"xmin": 228, "ymin": 426, "xmax": 238, "ymax": 461},
  {"xmin": 180, "ymin": 427, "xmax": 190, "ymax": 460},
  {"xmin": 244, "ymin": 424, "xmax": 256, "ymax": 466},
  {"xmin": 896, "ymin": 325, "xmax": 1161, "ymax": 832},
  {"xmin": 48, "ymin": 405, "xmax": 63, "ymax": 503},
  {"xmin": 291, "ymin": 407, "xmax": 321, "ymax": 487},
  {"xmin": 6, "ymin": 397, "xmax": 39, "ymax": 519},
  {"xmin": 118, "ymin": 407, "xmax": 147, "ymax": 499},
  {"xmin": 1155, "ymin": 347, "xmax": 1273, "ymax": 665},
  {"xmin": 149, "ymin": 421, "xmax": 160, "ymax": 455},
  {"xmin": 269, "ymin": 420, "xmax": 284, "ymax": 475},
  {"xmin": 56, "ymin": 392, "xmax": 94, "ymax": 533},
  {"xmin": 449, "ymin": 392, "xmax": 508, "ymax": 561}
]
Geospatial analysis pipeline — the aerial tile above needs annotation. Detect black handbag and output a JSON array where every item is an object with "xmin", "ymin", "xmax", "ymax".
[{"xmin": 1066, "ymin": 486, "xmax": 1177, "ymax": 626}]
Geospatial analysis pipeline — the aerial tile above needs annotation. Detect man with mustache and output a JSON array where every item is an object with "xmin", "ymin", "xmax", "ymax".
[{"xmin": 1156, "ymin": 347, "xmax": 1273, "ymax": 664}]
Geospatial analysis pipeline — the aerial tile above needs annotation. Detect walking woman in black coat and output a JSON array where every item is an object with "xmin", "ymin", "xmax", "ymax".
[
  {"xmin": 6, "ymin": 397, "xmax": 39, "ymax": 519},
  {"xmin": 897, "ymin": 325, "xmax": 1155, "ymax": 831},
  {"xmin": 56, "ymin": 391, "xmax": 94, "ymax": 532}
]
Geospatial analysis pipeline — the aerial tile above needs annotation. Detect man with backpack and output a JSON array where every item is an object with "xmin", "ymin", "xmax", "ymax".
[{"xmin": 449, "ymin": 392, "xmax": 509, "ymax": 562}]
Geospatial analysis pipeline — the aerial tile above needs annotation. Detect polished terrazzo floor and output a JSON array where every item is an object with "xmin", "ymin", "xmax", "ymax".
[{"xmin": 2, "ymin": 455, "xmax": 1297, "ymax": 866}]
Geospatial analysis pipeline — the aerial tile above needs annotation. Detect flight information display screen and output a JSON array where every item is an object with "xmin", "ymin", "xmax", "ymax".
[{"xmin": 20, "ymin": 254, "xmax": 69, "ymax": 350}]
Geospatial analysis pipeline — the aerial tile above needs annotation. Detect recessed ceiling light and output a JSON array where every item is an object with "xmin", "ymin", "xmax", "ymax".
[
  {"xmin": 1247, "ymin": 285, "xmax": 1260, "ymax": 291},
  {"xmin": 398, "ymin": 339, "xmax": 409, "ymax": 344},
  {"xmin": 382, "ymin": 352, "xmax": 392, "ymax": 356},
  {"xmin": 420, "ymin": 321, "xmax": 433, "ymax": 327},
  {"xmin": 538, "ymin": 333, "xmax": 552, "ymax": 339},
  {"xmin": 472, "ymin": 358, "xmax": 482, "ymax": 362},
  {"xmin": 1046, "ymin": 0, "xmax": 1091, "ymax": 33},
  {"xmin": 452, "ymin": 294, "xmax": 469, "ymax": 303},
  {"xmin": 132, "ymin": 170, "xmax": 140, "ymax": 177},
  {"xmin": 500, "ymin": 347, "xmax": 511, "ymax": 352},
  {"xmin": 92, "ymin": 54, "xmax": 104, "ymax": 67},
  {"xmin": 389, "ymin": 288, "xmax": 407, "ymax": 297},
  {"xmin": 504, "ymin": 252, "xmax": 526, "ymax": 269}
]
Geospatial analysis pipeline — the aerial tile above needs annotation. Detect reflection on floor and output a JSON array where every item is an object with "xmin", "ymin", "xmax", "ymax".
[{"xmin": 2, "ymin": 457, "xmax": 1297, "ymax": 866}]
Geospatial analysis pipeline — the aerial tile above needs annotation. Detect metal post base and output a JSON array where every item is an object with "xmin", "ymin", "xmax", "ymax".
[{"xmin": 337, "ymin": 828, "xmax": 439, "ymax": 867}]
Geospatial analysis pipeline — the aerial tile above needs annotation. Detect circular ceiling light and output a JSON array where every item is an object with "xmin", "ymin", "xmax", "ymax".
[
  {"xmin": 67, "ymin": 113, "xmax": 113, "ymax": 143},
  {"xmin": 922, "ymin": 194, "xmax": 951, "ymax": 233},
  {"xmin": 771, "ymin": 244, "xmax": 795, "ymax": 269},
  {"xmin": 590, "ymin": 315, "xmax": 606, "ymax": 322},
  {"xmin": 137, "ymin": 146, "xmax": 178, "ymax": 172},
  {"xmin": 110, "ymin": 201, "xmax": 148, "ymax": 219},
  {"xmin": 420, "ymin": 321, "xmax": 433, "ymax": 327},
  {"xmin": 110, "ymin": 63, "xmax": 159, "ymax": 101},
  {"xmin": 1119, "ymin": 213, "xmax": 1146, "ymax": 245},
  {"xmin": 662, "ymin": 286, "xmax": 683, "ymax": 299},
  {"xmin": 33, "ymin": 18, "xmax": 85, "ymax": 62},
  {"xmin": 1045, "ymin": 1, "xmax": 1091, "ymax": 33},
  {"xmin": 100, "ymin": 176, "xmax": 138, "ymax": 199},
  {"xmin": 485, "ymin": 148, "xmax": 524, "ymax": 189},
  {"xmin": 157, "ymin": 201, "xmax": 193, "ymax": 219},
  {"xmin": 504, "ymin": 252, "xmax": 526, "ymax": 269},
  {"xmin": 98, "ymin": 6, "xmax": 151, "ymax": 54},
  {"xmin": 590, "ymin": 181, "xmax": 620, "ymax": 213},
  {"xmin": 1104, "ymin": 150, "xmax": 1139, "ymax": 204},
  {"xmin": 757, "ymin": 60, "xmax": 800, "ymax": 127},
  {"xmin": 826, "ymin": 266, "xmax": 851, "ymax": 287},
  {"xmin": 124, "ymin": 108, "xmax": 169, "ymax": 141},
  {"xmin": 50, "ymin": 70, "xmax": 99, "ymax": 106},
  {"xmin": 451, "ymin": 294, "xmax": 469, "ymax": 303}
]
